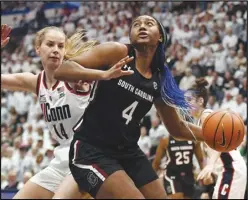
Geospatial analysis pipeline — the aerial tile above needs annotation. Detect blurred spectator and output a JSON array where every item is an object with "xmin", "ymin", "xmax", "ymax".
[
  {"xmin": 231, "ymin": 15, "xmax": 243, "ymax": 37},
  {"xmin": 22, "ymin": 124, "xmax": 38, "ymax": 146},
  {"xmin": 17, "ymin": 171, "xmax": 33, "ymax": 190},
  {"xmin": 33, "ymin": 153, "xmax": 44, "ymax": 174},
  {"xmin": 119, "ymin": 30, "xmax": 130, "ymax": 44},
  {"xmin": 198, "ymin": 25, "xmax": 210, "ymax": 45},
  {"xmin": 204, "ymin": 68, "xmax": 214, "ymax": 88},
  {"xmin": 3, "ymin": 170, "xmax": 19, "ymax": 191},
  {"xmin": 234, "ymin": 50, "xmax": 247, "ymax": 73},
  {"xmin": 226, "ymin": 48, "xmax": 238, "ymax": 72},
  {"xmin": 206, "ymin": 95, "xmax": 220, "ymax": 110},
  {"xmin": 1, "ymin": 98, "xmax": 10, "ymax": 125},
  {"xmin": 220, "ymin": 93, "xmax": 236, "ymax": 111},
  {"xmin": 222, "ymin": 27, "xmax": 238, "ymax": 49},
  {"xmin": 13, "ymin": 145, "xmax": 33, "ymax": 182},
  {"xmin": 224, "ymin": 80, "xmax": 239, "ymax": 97},
  {"xmin": 239, "ymin": 77, "xmax": 247, "ymax": 100},
  {"xmin": 233, "ymin": 94, "xmax": 247, "ymax": 122},
  {"xmin": 213, "ymin": 44, "xmax": 227, "ymax": 75},
  {"xmin": 149, "ymin": 115, "xmax": 169, "ymax": 156},
  {"xmin": 36, "ymin": 3, "xmax": 48, "ymax": 30},
  {"xmin": 138, "ymin": 126, "xmax": 151, "ymax": 157},
  {"xmin": 42, "ymin": 147, "xmax": 54, "ymax": 168},
  {"xmin": 173, "ymin": 51, "xmax": 188, "ymax": 81},
  {"xmin": 184, "ymin": 40, "xmax": 204, "ymax": 63},
  {"xmin": 179, "ymin": 68, "xmax": 196, "ymax": 90},
  {"xmin": 63, "ymin": 18, "xmax": 76, "ymax": 36},
  {"xmin": 1, "ymin": 147, "xmax": 14, "ymax": 176}
]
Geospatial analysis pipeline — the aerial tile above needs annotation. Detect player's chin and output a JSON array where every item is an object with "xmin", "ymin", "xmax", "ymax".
[
  {"xmin": 47, "ymin": 62, "xmax": 61, "ymax": 70},
  {"xmin": 135, "ymin": 37, "xmax": 151, "ymax": 44}
]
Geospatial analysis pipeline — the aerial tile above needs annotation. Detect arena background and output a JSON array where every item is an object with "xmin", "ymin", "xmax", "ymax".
[{"xmin": 1, "ymin": 1, "xmax": 247, "ymax": 199}]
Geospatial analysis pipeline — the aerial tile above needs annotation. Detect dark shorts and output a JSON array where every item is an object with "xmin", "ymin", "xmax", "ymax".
[
  {"xmin": 69, "ymin": 139, "xmax": 158, "ymax": 198},
  {"xmin": 163, "ymin": 171, "xmax": 195, "ymax": 198}
]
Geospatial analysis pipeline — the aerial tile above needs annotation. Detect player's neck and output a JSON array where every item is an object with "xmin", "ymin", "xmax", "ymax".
[
  {"xmin": 44, "ymin": 70, "xmax": 58, "ymax": 90},
  {"xmin": 195, "ymin": 108, "xmax": 205, "ymax": 120},
  {"xmin": 135, "ymin": 48, "xmax": 156, "ymax": 77}
]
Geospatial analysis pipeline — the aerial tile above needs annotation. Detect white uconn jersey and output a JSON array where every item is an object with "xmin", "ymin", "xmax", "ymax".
[{"xmin": 37, "ymin": 71, "xmax": 91, "ymax": 145}]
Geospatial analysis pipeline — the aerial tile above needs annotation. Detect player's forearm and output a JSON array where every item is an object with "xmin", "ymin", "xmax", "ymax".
[
  {"xmin": 174, "ymin": 120, "xmax": 204, "ymax": 142},
  {"xmin": 152, "ymin": 159, "xmax": 161, "ymax": 171},
  {"xmin": 54, "ymin": 60, "xmax": 106, "ymax": 82},
  {"xmin": 197, "ymin": 158, "xmax": 204, "ymax": 170},
  {"xmin": 1, "ymin": 73, "xmax": 35, "ymax": 92},
  {"xmin": 206, "ymin": 147, "xmax": 221, "ymax": 165}
]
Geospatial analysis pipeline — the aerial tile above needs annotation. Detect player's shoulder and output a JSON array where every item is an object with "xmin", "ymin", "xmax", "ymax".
[
  {"xmin": 100, "ymin": 42, "xmax": 128, "ymax": 56},
  {"xmin": 203, "ymin": 109, "xmax": 213, "ymax": 114}
]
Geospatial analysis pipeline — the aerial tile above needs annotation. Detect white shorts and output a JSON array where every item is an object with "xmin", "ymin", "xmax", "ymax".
[
  {"xmin": 212, "ymin": 160, "xmax": 247, "ymax": 199},
  {"xmin": 30, "ymin": 145, "xmax": 71, "ymax": 193}
]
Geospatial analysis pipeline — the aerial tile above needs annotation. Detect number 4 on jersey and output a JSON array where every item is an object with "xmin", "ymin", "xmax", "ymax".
[{"xmin": 122, "ymin": 101, "xmax": 138, "ymax": 125}]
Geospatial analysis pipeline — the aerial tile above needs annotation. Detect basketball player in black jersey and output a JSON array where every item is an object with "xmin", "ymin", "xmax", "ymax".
[
  {"xmin": 152, "ymin": 134, "xmax": 204, "ymax": 199},
  {"xmin": 54, "ymin": 15, "xmax": 207, "ymax": 198}
]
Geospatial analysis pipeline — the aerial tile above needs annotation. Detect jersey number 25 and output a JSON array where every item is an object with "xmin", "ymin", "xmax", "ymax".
[{"xmin": 175, "ymin": 151, "xmax": 190, "ymax": 165}]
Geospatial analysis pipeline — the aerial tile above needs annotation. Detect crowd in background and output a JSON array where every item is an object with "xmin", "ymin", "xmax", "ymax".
[{"xmin": 1, "ymin": 2, "xmax": 247, "ymax": 198}]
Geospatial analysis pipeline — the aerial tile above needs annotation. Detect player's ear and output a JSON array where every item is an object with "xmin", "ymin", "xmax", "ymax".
[
  {"xmin": 35, "ymin": 46, "xmax": 40, "ymax": 56},
  {"xmin": 158, "ymin": 34, "xmax": 163, "ymax": 42}
]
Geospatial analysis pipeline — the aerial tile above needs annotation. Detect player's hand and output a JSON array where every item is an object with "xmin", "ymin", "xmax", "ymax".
[
  {"xmin": 102, "ymin": 56, "xmax": 134, "ymax": 80},
  {"xmin": 197, "ymin": 164, "xmax": 214, "ymax": 182},
  {"xmin": 1, "ymin": 24, "xmax": 11, "ymax": 48},
  {"xmin": 73, "ymin": 80, "xmax": 91, "ymax": 93}
]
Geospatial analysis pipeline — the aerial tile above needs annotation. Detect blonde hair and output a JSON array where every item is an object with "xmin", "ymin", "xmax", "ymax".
[{"xmin": 35, "ymin": 26, "xmax": 98, "ymax": 60}]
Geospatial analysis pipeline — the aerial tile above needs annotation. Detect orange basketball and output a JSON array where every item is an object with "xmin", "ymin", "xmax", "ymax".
[{"xmin": 202, "ymin": 110, "xmax": 245, "ymax": 152}]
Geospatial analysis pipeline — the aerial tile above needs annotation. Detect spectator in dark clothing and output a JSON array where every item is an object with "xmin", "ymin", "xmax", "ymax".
[
  {"xmin": 36, "ymin": 4, "xmax": 48, "ymax": 30},
  {"xmin": 4, "ymin": 170, "xmax": 19, "ymax": 191}
]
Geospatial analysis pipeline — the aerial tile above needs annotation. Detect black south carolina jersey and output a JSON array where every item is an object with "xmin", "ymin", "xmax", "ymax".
[
  {"xmin": 73, "ymin": 46, "xmax": 161, "ymax": 147},
  {"xmin": 165, "ymin": 136, "xmax": 195, "ymax": 176}
]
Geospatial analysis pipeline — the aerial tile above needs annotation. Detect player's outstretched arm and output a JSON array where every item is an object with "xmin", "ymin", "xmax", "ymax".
[
  {"xmin": 54, "ymin": 42, "xmax": 133, "ymax": 82},
  {"xmin": 154, "ymin": 98, "xmax": 204, "ymax": 142},
  {"xmin": 1, "ymin": 24, "xmax": 38, "ymax": 93},
  {"xmin": 1, "ymin": 73, "xmax": 38, "ymax": 93}
]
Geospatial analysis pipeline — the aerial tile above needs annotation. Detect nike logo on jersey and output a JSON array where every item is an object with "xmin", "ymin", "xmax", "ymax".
[
  {"xmin": 218, "ymin": 123, "xmax": 226, "ymax": 147},
  {"xmin": 40, "ymin": 94, "xmax": 46, "ymax": 103}
]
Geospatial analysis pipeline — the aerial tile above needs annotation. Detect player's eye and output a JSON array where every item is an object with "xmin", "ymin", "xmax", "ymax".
[
  {"xmin": 133, "ymin": 22, "xmax": 140, "ymax": 27},
  {"xmin": 47, "ymin": 43, "xmax": 53, "ymax": 47},
  {"xmin": 147, "ymin": 22, "xmax": 154, "ymax": 26}
]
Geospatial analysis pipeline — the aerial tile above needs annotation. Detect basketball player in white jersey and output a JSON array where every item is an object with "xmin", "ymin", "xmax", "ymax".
[
  {"xmin": 187, "ymin": 78, "xmax": 247, "ymax": 199},
  {"xmin": 1, "ymin": 24, "xmax": 133, "ymax": 199}
]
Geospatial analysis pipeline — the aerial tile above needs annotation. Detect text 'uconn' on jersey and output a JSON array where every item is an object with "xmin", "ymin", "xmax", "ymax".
[{"xmin": 41, "ymin": 103, "xmax": 71, "ymax": 122}]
